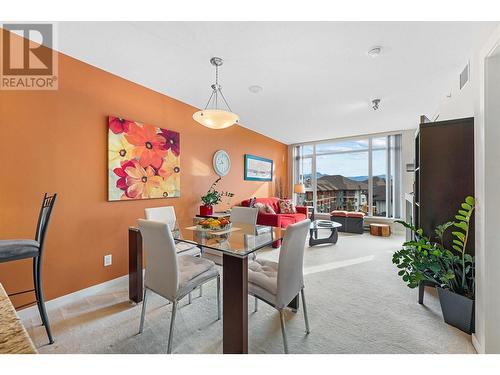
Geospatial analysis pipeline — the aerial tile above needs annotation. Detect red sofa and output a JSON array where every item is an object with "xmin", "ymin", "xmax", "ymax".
[{"xmin": 241, "ymin": 197, "xmax": 308, "ymax": 228}]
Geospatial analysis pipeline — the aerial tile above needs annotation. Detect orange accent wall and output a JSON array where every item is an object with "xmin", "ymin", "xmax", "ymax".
[{"xmin": 0, "ymin": 30, "xmax": 288, "ymax": 305}]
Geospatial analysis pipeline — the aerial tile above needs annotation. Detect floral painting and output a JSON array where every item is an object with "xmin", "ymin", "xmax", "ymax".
[{"xmin": 108, "ymin": 116, "xmax": 180, "ymax": 201}]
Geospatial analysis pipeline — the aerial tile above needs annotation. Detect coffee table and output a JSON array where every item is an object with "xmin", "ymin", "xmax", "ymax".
[{"xmin": 309, "ymin": 220, "xmax": 342, "ymax": 247}]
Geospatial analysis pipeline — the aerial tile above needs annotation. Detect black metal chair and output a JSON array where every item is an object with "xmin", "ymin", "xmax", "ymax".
[{"xmin": 0, "ymin": 193, "xmax": 57, "ymax": 344}]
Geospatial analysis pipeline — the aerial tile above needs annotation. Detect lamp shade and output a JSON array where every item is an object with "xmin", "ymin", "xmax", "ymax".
[
  {"xmin": 294, "ymin": 183, "xmax": 306, "ymax": 194},
  {"xmin": 193, "ymin": 109, "xmax": 239, "ymax": 130}
]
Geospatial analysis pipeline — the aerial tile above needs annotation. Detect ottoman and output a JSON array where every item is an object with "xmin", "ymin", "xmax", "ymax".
[{"xmin": 330, "ymin": 211, "xmax": 365, "ymax": 234}]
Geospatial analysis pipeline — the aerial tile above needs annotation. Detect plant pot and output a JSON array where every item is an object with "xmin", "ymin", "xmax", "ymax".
[
  {"xmin": 199, "ymin": 205, "xmax": 213, "ymax": 216},
  {"xmin": 436, "ymin": 287, "xmax": 475, "ymax": 334}
]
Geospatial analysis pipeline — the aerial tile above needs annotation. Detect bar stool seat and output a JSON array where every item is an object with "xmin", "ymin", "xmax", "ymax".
[
  {"xmin": 0, "ymin": 193, "xmax": 57, "ymax": 345},
  {"xmin": 0, "ymin": 240, "xmax": 40, "ymax": 262}
]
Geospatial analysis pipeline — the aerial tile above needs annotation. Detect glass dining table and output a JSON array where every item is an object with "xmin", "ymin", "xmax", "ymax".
[{"xmin": 128, "ymin": 219, "xmax": 288, "ymax": 354}]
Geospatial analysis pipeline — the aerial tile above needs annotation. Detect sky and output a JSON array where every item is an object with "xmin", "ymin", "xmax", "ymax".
[{"xmin": 301, "ymin": 139, "xmax": 389, "ymax": 177}]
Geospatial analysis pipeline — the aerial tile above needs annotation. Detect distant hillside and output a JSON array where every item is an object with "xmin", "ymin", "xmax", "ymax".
[
  {"xmin": 303, "ymin": 173, "xmax": 386, "ymax": 183},
  {"xmin": 316, "ymin": 174, "xmax": 368, "ymax": 191},
  {"xmin": 303, "ymin": 172, "xmax": 326, "ymax": 180},
  {"xmin": 346, "ymin": 174, "xmax": 386, "ymax": 182}
]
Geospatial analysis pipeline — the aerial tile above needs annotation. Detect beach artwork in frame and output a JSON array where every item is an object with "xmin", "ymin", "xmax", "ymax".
[{"xmin": 244, "ymin": 154, "xmax": 273, "ymax": 181}]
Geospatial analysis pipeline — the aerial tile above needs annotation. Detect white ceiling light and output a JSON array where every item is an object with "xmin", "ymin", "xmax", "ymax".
[
  {"xmin": 193, "ymin": 57, "xmax": 239, "ymax": 130},
  {"xmin": 367, "ymin": 46, "xmax": 382, "ymax": 57}
]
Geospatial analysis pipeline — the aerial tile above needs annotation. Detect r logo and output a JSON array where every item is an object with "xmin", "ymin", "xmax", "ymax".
[
  {"xmin": 2, "ymin": 23, "xmax": 53, "ymax": 75},
  {"xmin": 1, "ymin": 23, "xmax": 57, "ymax": 90}
]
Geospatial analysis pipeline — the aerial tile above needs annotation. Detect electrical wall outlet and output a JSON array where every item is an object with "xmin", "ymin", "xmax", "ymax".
[{"xmin": 104, "ymin": 254, "xmax": 112, "ymax": 267}]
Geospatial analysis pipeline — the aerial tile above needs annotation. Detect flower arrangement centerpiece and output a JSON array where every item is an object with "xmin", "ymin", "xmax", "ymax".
[{"xmin": 200, "ymin": 177, "xmax": 234, "ymax": 216}]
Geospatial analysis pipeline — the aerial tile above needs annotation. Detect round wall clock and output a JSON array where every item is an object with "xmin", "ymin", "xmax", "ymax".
[{"xmin": 213, "ymin": 150, "xmax": 231, "ymax": 176}]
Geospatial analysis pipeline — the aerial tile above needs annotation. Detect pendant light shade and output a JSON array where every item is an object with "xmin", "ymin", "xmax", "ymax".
[
  {"xmin": 193, "ymin": 57, "xmax": 239, "ymax": 129},
  {"xmin": 192, "ymin": 109, "xmax": 239, "ymax": 130}
]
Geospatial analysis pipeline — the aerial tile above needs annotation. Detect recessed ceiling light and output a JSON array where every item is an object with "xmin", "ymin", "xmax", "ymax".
[
  {"xmin": 367, "ymin": 46, "xmax": 382, "ymax": 57},
  {"xmin": 249, "ymin": 85, "xmax": 263, "ymax": 94}
]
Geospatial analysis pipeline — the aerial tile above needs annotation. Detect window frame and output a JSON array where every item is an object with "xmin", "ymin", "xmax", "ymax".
[{"xmin": 292, "ymin": 131, "xmax": 403, "ymax": 218}]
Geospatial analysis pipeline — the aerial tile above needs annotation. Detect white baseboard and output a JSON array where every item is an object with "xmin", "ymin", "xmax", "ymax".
[
  {"xmin": 17, "ymin": 274, "xmax": 129, "ymax": 321},
  {"xmin": 472, "ymin": 333, "xmax": 484, "ymax": 354}
]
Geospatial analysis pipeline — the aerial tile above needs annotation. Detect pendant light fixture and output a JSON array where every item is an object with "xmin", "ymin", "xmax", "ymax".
[{"xmin": 193, "ymin": 57, "xmax": 239, "ymax": 129}]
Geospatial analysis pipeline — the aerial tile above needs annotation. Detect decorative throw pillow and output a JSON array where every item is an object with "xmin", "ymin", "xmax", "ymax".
[
  {"xmin": 254, "ymin": 202, "xmax": 267, "ymax": 213},
  {"xmin": 264, "ymin": 204, "xmax": 276, "ymax": 214},
  {"xmin": 279, "ymin": 199, "xmax": 296, "ymax": 214},
  {"xmin": 248, "ymin": 197, "xmax": 257, "ymax": 208}
]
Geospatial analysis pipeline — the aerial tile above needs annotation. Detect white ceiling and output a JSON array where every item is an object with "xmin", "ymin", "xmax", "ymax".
[{"xmin": 55, "ymin": 22, "xmax": 497, "ymax": 144}]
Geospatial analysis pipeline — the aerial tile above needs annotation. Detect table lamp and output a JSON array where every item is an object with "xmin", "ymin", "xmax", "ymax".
[{"xmin": 294, "ymin": 183, "xmax": 306, "ymax": 194}]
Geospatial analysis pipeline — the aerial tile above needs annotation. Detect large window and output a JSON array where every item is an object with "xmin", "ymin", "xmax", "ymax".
[{"xmin": 293, "ymin": 134, "xmax": 402, "ymax": 218}]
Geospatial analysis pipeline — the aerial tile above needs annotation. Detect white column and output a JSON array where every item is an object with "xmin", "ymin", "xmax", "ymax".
[{"xmin": 474, "ymin": 24, "xmax": 500, "ymax": 353}]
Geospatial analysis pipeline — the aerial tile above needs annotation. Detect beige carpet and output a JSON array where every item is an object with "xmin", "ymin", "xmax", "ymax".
[{"xmin": 22, "ymin": 231, "xmax": 476, "ymax": 354}]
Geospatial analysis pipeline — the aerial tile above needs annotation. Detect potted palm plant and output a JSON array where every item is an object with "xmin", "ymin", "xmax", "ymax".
[
  {"xmin": 436, "ymin": 196, "xmax": 475, "ymax": 333},
  {"xmin": 393, "ymin": 196, "xmax": 475, "ymax": 334}
]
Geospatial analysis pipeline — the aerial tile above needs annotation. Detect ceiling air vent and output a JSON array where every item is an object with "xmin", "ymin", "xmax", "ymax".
[{"xmin": 460, "ymin": 62, "xmax": 470, "ymax": 90}]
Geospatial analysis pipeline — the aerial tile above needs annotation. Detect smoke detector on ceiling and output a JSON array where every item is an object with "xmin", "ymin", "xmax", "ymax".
[
  {"xmin": 371, "ymin": 98, "xmax": 381, "ymax": 110},
  {"xmin": 367, "ymin": 46, "xmax": 382, "ymax": 57},
  {"xmin": 249, "ymin": 85, "xmax": 263, "ymax": 94}
]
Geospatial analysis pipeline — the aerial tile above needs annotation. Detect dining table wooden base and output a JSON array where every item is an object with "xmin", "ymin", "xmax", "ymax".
[
  {"xmin": 128, "ymin": 228, "xmax": 143, "ymax": 304},
  {"xmin": 222, "ymin": 254, "xmax": 248, "ymax": 354}
]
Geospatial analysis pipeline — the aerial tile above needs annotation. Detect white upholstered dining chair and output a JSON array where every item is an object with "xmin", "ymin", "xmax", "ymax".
[
  {"xmin": 230, "ymin": 206, "xmax": 260, "ymax": 262},
  {"xmin": 230, "ymin": 206, "xmax": 259, "ymax": 226},
  {"xmin": 203, "ymin": 207, "xmax": 260, "ymax": 265},
  {"xmin": 137, "ymin": 219, "xmax": 221, "ymax": 354},
  {"xmin": 248, "ymin": 219, "xmax": 311, "ymax": 353},
  {"xmin": 144, "ymin": 206, "xmax": 201, "ymax": 257},
  {"xmin": 145, "ymin": 206, "xmax": 203, "ymax": 302}
]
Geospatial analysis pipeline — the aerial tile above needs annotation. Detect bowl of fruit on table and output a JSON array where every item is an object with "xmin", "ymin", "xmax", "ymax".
[{"xmin": 197, "ymin": 217, "xmax": 232, "ymax": 231}]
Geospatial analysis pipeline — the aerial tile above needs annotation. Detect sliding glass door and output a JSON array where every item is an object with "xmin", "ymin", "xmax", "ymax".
[{"xmin": 293, "ymin": 134, "xmax": 402, "ymax": 218}]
